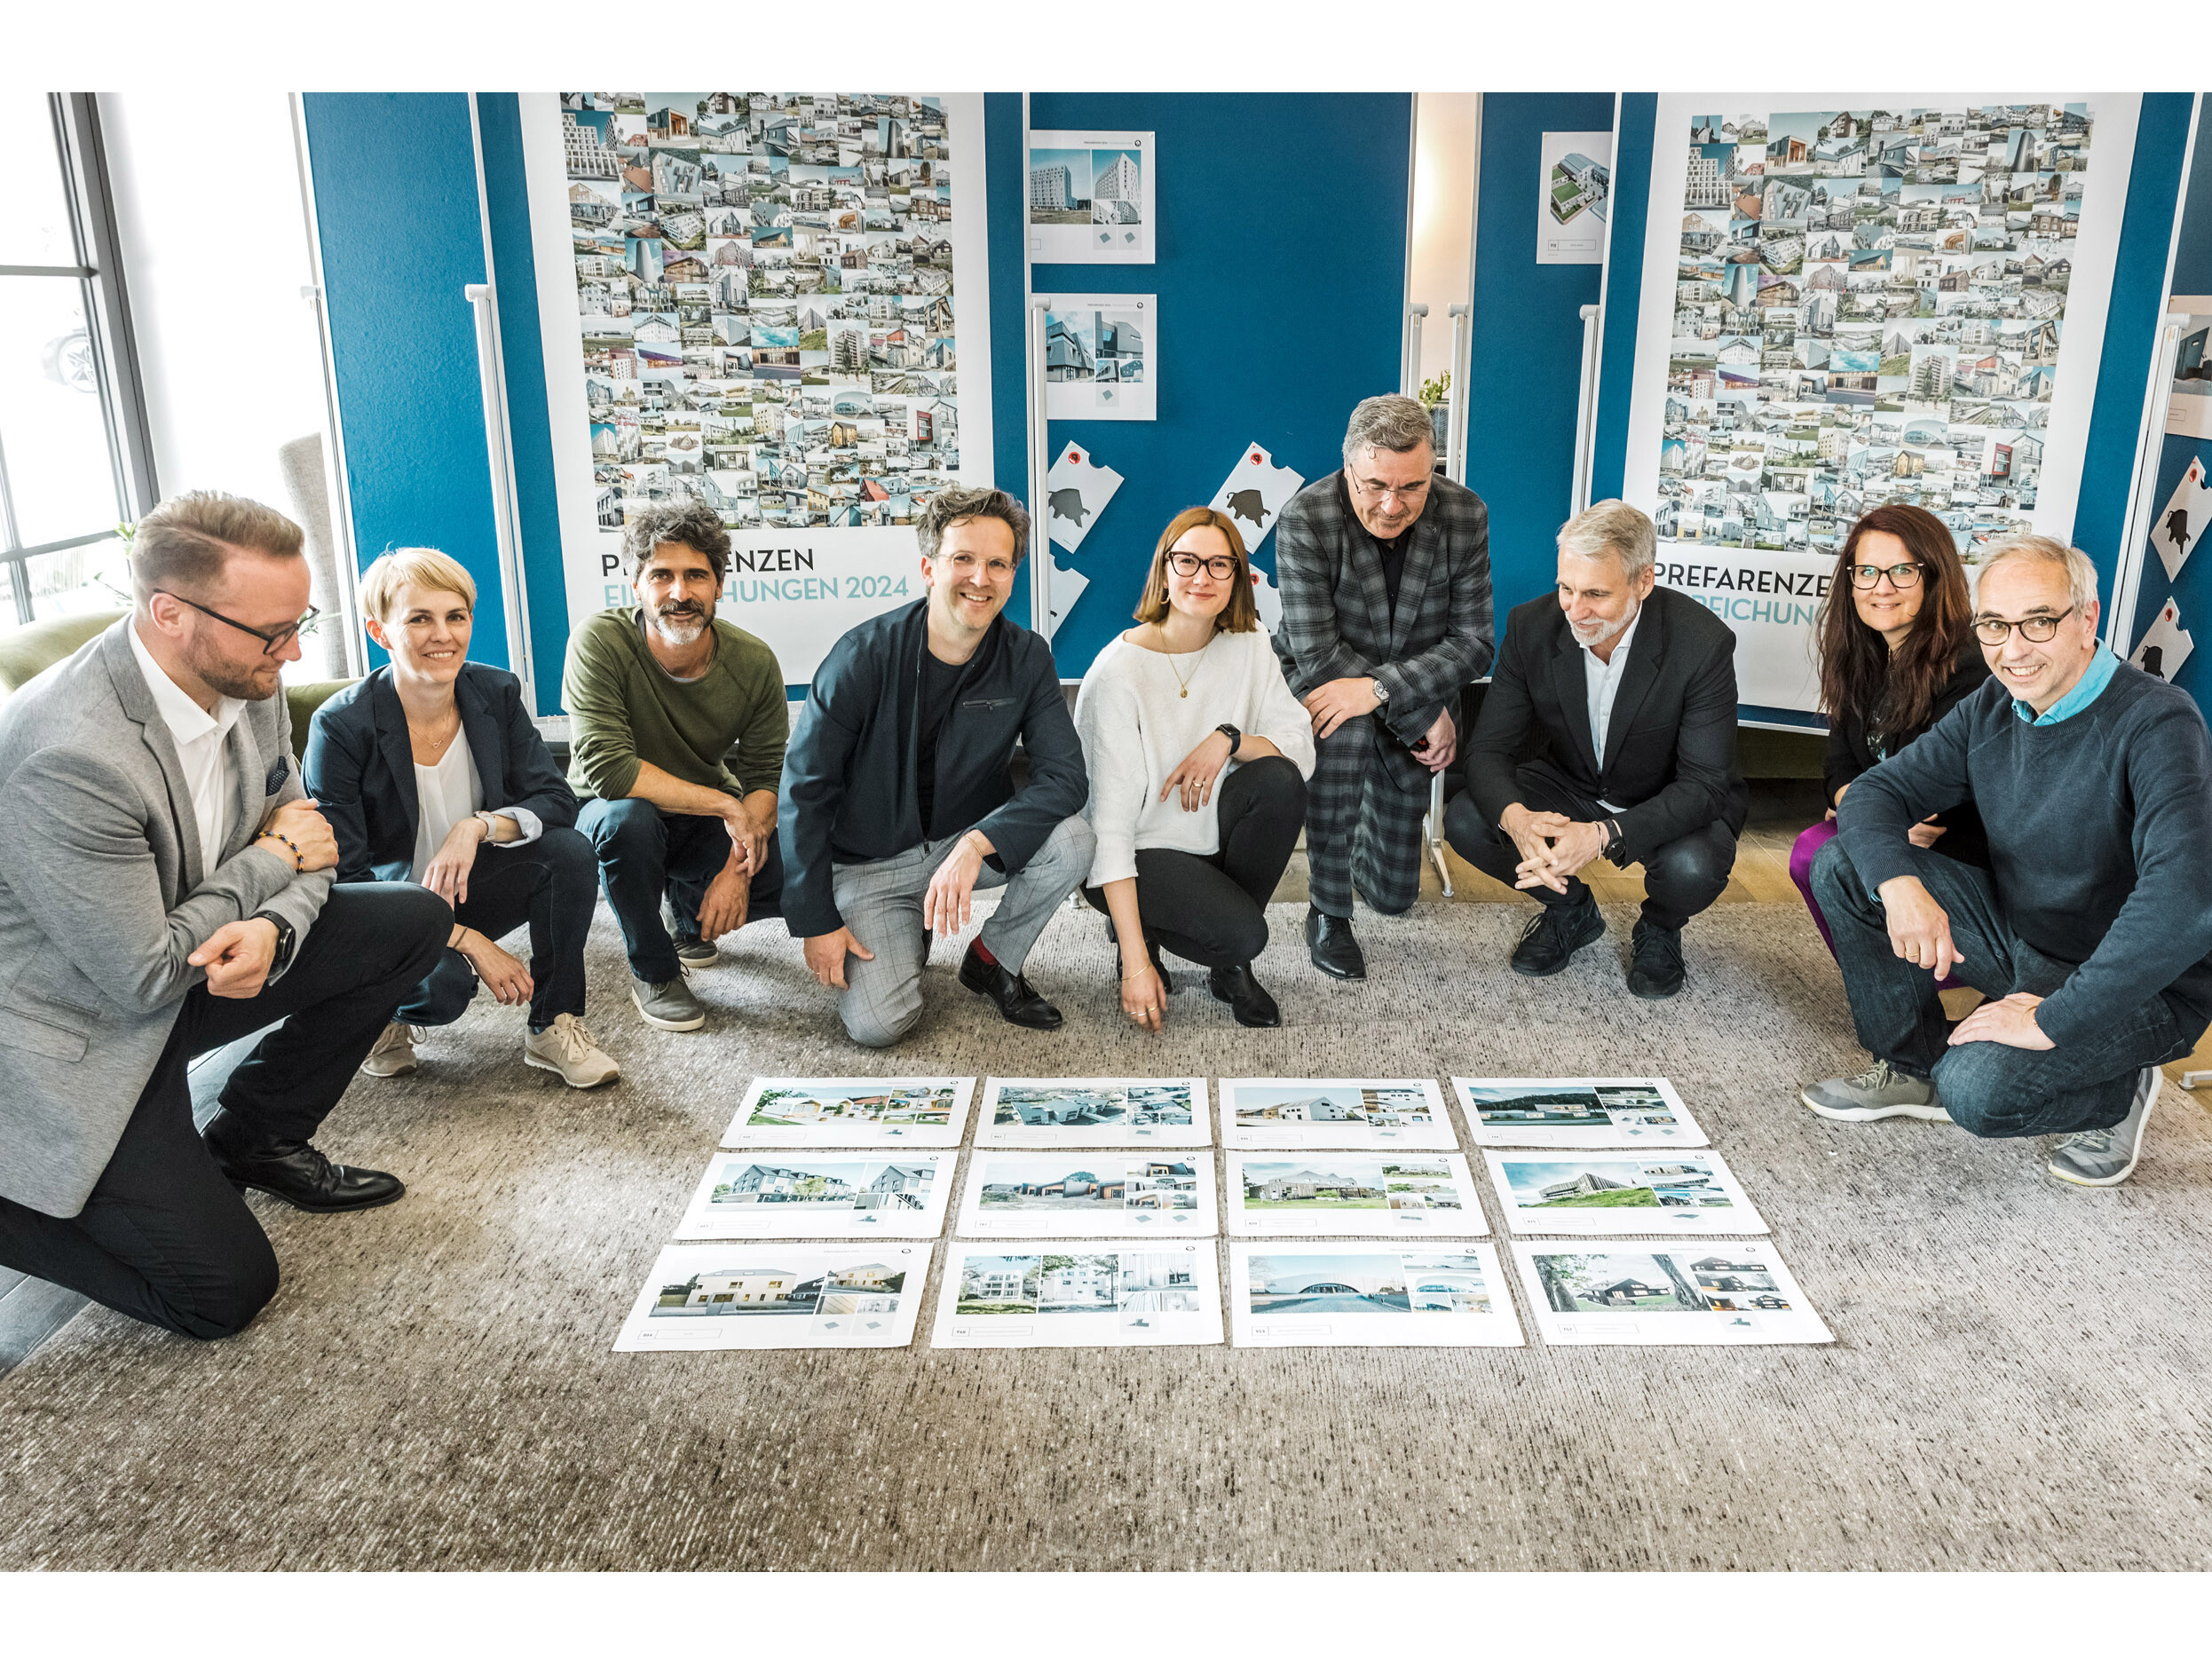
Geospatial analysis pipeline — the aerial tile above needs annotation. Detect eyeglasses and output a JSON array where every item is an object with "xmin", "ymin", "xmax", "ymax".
[
  {"xmin": 1972, "ymin": 605, "xmax": 2075, "ymax": 645},
  {"xmin": 155, "ymin": 590, "xmax": 321, "ymax": 656},
  {"xmin": 1349, "ymin": 472, "xmax": 1429, "ymax": 505},
  {"xmin": 1165, "ymin": 550, "xmax": 1239, "ymax": 580},
  {"xmin": 1848, "ymin": 561, "xmax": 1924, "ymax": 589}
]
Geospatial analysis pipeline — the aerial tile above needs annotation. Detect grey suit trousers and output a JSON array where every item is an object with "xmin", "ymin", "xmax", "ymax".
[{"xmin": 830, "ymin": 814, "xmax": 1094, "ymax": 1048}]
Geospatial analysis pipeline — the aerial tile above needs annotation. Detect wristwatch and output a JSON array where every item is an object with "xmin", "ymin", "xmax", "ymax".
[
  {"xmin": 252, "ymin": 910, "xmax": 297, "ymax": 979},
  {"xmin": 474, "ymin": 810, "xmax": 505, "ymax": 838},
  {"xmin": 1370, "ymin": 677, "xmax": 1389, "ymax": 703},
  {"xmin": 1214, "ymin": 723, "xmax": 1242, "ymax": 757},
  {"xmin": 1602, "ymin": 818, "xmax": 1626, "ymax": 865}
]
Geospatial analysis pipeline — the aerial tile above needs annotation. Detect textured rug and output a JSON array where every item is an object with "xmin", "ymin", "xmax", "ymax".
[{"xmin": 3, "ymin": 897, "xmax": 2208, "ymax": 1571}]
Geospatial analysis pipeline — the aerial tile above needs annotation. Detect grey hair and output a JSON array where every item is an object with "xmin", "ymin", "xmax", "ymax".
[
  {"xmin": 621, "ymin": 501, "xmax": 730, "ymax": 585},
  {"xmin": 1556, "ymin": 499, "xmax": 1657, "ymax": 581},
  {"xmin": 1340, "ymin": 393, "xmax": 1436, "ymax": 469},
  {"xmin": 916, "ymin": 485, "xmax": 1031, "ymax": 565},
  {"xmin": 1979, "ymin": 533, "xmax": 2098, "ymax": 613}
]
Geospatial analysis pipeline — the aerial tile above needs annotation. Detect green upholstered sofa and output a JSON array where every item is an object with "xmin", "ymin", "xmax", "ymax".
[{"xmin": 0, "ymin": 610, "xmax": 356, "ymax": 760}]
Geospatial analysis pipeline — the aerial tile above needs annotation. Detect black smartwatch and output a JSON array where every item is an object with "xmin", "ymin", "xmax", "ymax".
[
  {"xmin": 1214, "ymin": 723, "xmax": 1242, "ymax": 757},
  {"xmin": 1601, "ymin": 819, "xmax": 1626, "ymax": 865},
  {"xmin": 252, "ymin": 911, "xmax": 297, "ymax": 979}
]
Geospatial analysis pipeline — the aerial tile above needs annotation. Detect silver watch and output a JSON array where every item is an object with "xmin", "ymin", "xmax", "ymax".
[{"xmin": 1370, "ymin": 677, "xmax": 1389, "ymax": 703}]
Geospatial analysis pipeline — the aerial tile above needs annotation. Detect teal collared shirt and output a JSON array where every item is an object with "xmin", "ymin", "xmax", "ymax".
[{"xmin": 2015, "ymin": 647, "xmax": 2121, "ymax": 726}]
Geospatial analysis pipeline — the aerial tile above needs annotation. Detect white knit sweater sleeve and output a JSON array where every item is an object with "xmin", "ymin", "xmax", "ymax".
[
  {"xmin": 1249, "ymin": 629, "xmax": 1318, "ymax": 778},
  {"xmin": 1074, "ymin": 647, "xmax": 1152, "ymax": 889}
]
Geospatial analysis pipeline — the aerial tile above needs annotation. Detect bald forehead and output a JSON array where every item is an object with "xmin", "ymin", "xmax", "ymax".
[{"xmin": 1975, "ymin": 557, "xmax": 2070, "ymax": 615}]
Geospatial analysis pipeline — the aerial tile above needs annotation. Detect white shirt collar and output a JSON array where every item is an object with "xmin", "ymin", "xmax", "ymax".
[{"xmin": 128, "ymin": 619, "xmax": 247, "ymax": 747}]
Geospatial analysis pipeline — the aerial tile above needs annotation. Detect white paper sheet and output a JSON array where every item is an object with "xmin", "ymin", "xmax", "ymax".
[
  {"xmin": 613, "ymin": 1243, "xmax": 930, "ymax": 1351},
  {"xmin": 957, "ymin": 1151, "xmax": 1219, "ymax": 1239},
  {"xmin": 976, "ymin": 1077, "xmax": 1212, "ymax": 1149},
  {"xmin": 1509, "ymin": 1242, "xmax": 1831, "ymax": 1346},
  {"xmin": 1044, "ymin": 440, "xmax": 1125, "ymax": 554},
  {"xmin": 1040, "ymin": 296, "xmax": 1157, "ymax": 421},
  {"xmin": 931, "ymin": 1241, "xmax": 1221, "ymax": 1347},
  {"xmin": 1027, "ymin": 130, "xmax": 1154, "ymax": 264},
  {"xmin": 2152, "ymin": 454, "xmax": 2211, "ymax": 581},
  {"xmin": 1207, "ymin": 443, "xmax": 1305, "ymax": 554},
  {"xmin": 2129, "ymin": 596, "xmax": 2195, "ymax": 683},
  {"xmin": 1453, "ymin": 1078, "xmax": 1708, "ymax": 1149},
  {"xmin": 1226, "ymin": 1153, "xmax": 1485, "ymax": 1237},
  {"xmin": 719, "ymin": 1077, "xmax": 974, "ymax": 1149},
  {"xmin": 1219, "ymin": 1078, "xmax": 1457, "ymax": 1150},
  {"xmin": 1230, "ymin": 1242, "xmax": 1523, "ymax": 1348},
  {"xmin": 675, "ymin": 1151, "xmax": 952, "ymax": 1240},
  {"xmin": 1482, "ymin": 1149, "xmax": 1766, "ymax": 1237},
  {"xmin": 2166, "ymin": 312, "xmax": 2212, "ymax": 438}
]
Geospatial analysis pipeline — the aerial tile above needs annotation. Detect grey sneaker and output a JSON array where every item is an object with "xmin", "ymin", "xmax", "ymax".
[
  {"xmin": 672, "ymin": 934, "xmax": 720, "ymax": 970},
  {"xmin": 359, "ymin": 1023, "xmax": 423, "ymax": 1077},
  {"xmin": 524, "ymin": 1014, "xmax": 621, "ymax": 1087},
  {"xmin": 630, "ymin": 973, "xmax": 706, "ymax": 1032},
  {"xmin": 2048, "ymin": 1066, "xmax": 2161, "ymax": 1187},
  {"xmin": 1800, "ymin": 1058, "xmax": 1950, "ymax": 1122}
]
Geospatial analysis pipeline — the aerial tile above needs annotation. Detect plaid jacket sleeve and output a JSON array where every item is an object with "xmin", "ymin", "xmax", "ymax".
[{"xmin": 1271, "ymin": 476, "xmax": 1377, "ymax": 694}]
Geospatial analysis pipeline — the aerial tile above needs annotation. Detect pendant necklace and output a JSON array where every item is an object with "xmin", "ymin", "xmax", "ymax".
[{"xmin": 1165, "ymin": 633, "xmax": 1213, "ymax": 698}]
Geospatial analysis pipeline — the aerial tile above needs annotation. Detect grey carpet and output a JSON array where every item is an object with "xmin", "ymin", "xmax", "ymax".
[{"xmin": 3, "ymin": 897, "xmax": 2209, "ymax": 1571}]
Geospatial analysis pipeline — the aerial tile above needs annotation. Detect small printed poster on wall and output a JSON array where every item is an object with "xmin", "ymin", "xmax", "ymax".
[
  {"xmin": 2166, "ymin": 304, "xmax": 2212, "ymax": 438},
  {"xmin": 1028, "ymin": 130, "xmax": 1155, "ymax": 264},
  {"xmin": 1207, "ymin": 443, "xmax": 1306, "ymax": 555},
  {"xmin": 2153, "ymin": 453, "xmax": 2209, "ymax": 581},
  {"xmin": 2129, "ymin": 597, "xmax": 2194, "ymax": 683},
  {"xmin": 1040, "ymin": 294, "xmax": 1156, "ymax": 420},
  {"xmin": 1539, "ymin": 130, "xmax": 1613, "ymax": 265},
  {"xmin": 1045, "ymin": 441, "xmax": 1123, "ymax": 555}
]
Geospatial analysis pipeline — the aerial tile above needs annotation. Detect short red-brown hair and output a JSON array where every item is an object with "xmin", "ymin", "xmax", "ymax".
[{"xmin": 1132, "ymin": 507, "xmax": 1260, "ymax": 633}]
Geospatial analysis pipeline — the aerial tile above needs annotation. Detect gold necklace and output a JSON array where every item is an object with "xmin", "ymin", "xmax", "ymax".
[{"xmin": 1158, "ymin": 629, "xmax": 1213, "ymax": 698}]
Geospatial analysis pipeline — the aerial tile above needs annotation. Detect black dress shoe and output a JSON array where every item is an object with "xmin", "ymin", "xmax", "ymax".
[
  {"xmin": 1304, "ymin": 906, "xmax": 1366, "ymax": 980},
  {"xmin": 1510, "ymin": 890, "xmax": 1607, "ymax": 976},
  {"xmin": 1207, "ymin": 963, "xmax": 1282, "ymax": 1028},
  {"xmin": 1104, "ymin": 923, "xmax": 1180, "ymax": 993},
  {"xmin": 202, "ymin": 1111, "xmax": 406, "ymax": 1213},
  {"xmin": 1626, "ymin": 918, "xmax": 1687, "ymax": 999},
  {"xmin": 959, "ymin": 941, "xmax": 1063, "ymax": 1030}
]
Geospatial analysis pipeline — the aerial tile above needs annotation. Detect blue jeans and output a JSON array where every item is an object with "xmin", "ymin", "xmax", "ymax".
[
  {"xmin": 1810, "ymin": 836, "xmax": 2189, "ymax": 1138},
  {"xmin": 578, "ymin": 797, "xmax": 783, "ymax": 984}
]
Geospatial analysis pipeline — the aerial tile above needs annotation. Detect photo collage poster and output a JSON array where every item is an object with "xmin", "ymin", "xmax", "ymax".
[
  {"xmin": 932, "ymin": 1241, "xmax": 1221, "ymax": 1348},
  {"xmin": 1229, "ymin": 1243, "xmax": 1523, "ymax": 1349},
  {"xmin": 1220, "ymin": 1078, "xmax": 1458, "ymax": 1151},
  {"xmin": 976, "ymin": 1078, "xmax": 1212, "ymax": 1149},
  {"xmin": 1025, "ymin": 130, "xmax": 1155, "ymax": 264},
  {"xmin": 1225, "ymin": 1152, "xmax": 1487, "ymax": 1238},
  {"xmin": 1039, "ymin": 294, "xmax": 1157, "ymax": 421},
  {"xmin": 720, "ymin": 1077, "xmax": 974, "ymax": 1149},
  {"xmin": 956, "ymin": 1151, "xmax": 1219, "ymax": 1240},
  {"xmin": 615, "ymin": 1243, "xmax": 932, "ymax": 1350},
  {"xmin": 675, "ymin": 1150, "xmax": 954, "ymax": 1240}
]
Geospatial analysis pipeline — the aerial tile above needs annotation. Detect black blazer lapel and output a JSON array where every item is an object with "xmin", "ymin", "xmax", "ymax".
[
  {"xmin": 369, "ymin": 670, "xmax": 422, "ymax": 837},
  {"xmin": 454, "ymin": 668, "xmax": 505, "ymax": 809},
  {"xmin": 1600, "ymin": 599, "xmax": 1668, "ymax": 779},
  {"xmin": 1551, "ymin": 626, "xmax": 1600, "ymax": 782}
]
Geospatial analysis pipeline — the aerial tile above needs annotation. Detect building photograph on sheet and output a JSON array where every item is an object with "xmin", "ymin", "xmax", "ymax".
[
  {"xmin": 673, "ymin": 1152, "xmax": 952, "ymax": 1240},
  {"xmin": 1540, "ymin": 130, "xmax": 1613, "ymax": 264},
  {"xmin": 977, "ymin": 1078, "xmax": 1212, "ymax": 1149},
  {"xmin": 614, "ymin": 1244, "xmax": 930, "ymax": 1351},
  {"xmin": 1230, "ymin": 1244, "xmax": 1524, "ymax": 1349},
  {"xmin": 1027, "ymin": 130, "xmax": 1154, "ymax": 263},
  {"xmin": 931, "ymin": 1242, "xmax": 1221, "ymax": 1347},
  {"xmin": 1041, "ymin": 294, "xmax": 1156, "ymax": 419},
  {"xmin": 956, "ymin": 1153, "xmax": 1219, "ymax": 1239},
  {"xmin": 719, "ymin": 1077, "xmax": 975, "ymax": 1149},
  {"xmin": 1510, "ymin": 1244, "xmax": 1833, "ymax": 1347},
  {"xmin": 1481, "ymin": 1149, "xmax": 1768, "ymax": 1237},
  {"xmin": 1225, "ymin": 1153, "xmax": 1486, "ymax": 1237},
  {"xmin": 2167, "ymin": 305, "xmax": 2212, "ymax": 438},
  {"xmin": 1220, "ymin": 1078, "xmax": 1457, "ymax": 1151},
  {"xmin": 1453, "ymin": 1078, "xmax": 1709, "ymax": 1149}
]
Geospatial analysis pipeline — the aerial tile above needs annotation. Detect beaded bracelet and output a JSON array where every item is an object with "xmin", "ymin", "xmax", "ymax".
[{"xmin": 257, "ymin": 830, "xmax": 304, "ymax": 872}]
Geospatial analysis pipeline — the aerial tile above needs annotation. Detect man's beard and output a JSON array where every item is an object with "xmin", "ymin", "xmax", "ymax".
[
  {"xmin": 184, "ymin": 633, "xmax": 278, "ymax": 701},
  {"xmin": 1569, "ymin": 605, "xmax": 1635, "ymax": 651},
  {"xmin": 649, "ymin": 599, "xmax": 712, "ymax": 645}
]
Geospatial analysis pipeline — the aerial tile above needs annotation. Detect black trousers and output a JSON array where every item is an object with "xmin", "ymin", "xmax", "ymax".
[
  {"xmin": 577, "ymin": 797, "xmax": 784, "ymax": 984},
  {"xmin": 0, "ymin": 883, "xmax": 450, "ymax": 1339},
  {"xmin": 394, "ymin": 826, "xmax": 599, "ymax": 1031},
  {"xmin": 1444, "ymin": 758, "xmax": 1735, "ymax": 930},
  {"xmin": 1083, "ymin": 755, "xmax": 1307, "ymax": 968}
]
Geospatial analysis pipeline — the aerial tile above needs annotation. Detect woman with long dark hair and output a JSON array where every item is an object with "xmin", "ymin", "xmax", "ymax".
[{"xmin": 1790, "ymin": 502, "xmax": 1990, "ymax": 959}]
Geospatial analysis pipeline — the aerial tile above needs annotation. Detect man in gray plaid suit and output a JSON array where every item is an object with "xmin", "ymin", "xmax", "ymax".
[{"xmin": 1272, "ymin": 395, "xmax": 1494, "ymax": 978}]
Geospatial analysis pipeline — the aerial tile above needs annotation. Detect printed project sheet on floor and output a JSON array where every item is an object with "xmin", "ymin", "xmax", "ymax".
[
  {"xmin": 1481, "ymin": 1149, "xmax": 1767, "ymax": 1237},
  {"xmin": 1219, "ymin": 1078, "xmax": 1458, "ymax": 1151},
  {"xmin": 1229, "ymin": 1243, "xmax": 1523, "ymax": 1349},
  {"xmin": 1225, "ymin": 1153, "xmax": 1486, "ymax": 1237},
  {"xmin": 931, "ymin": 1241, "xmax": 1222, "ymax": 1348},
  {"xmin": 674, "ymin": 1151, "xmax": 954, "ymax": 1240},
  {"xmin": 719, "ymin": 1078, "xmax": 974, "ymax": 1149},
  {"xmin": 1453, "ymin": 1078, "xmax": 1709, "ymax": 1149},
  {"xmin": 956, "ymin": 1151, "xmax": 1219, "ymax": 1239},
  {"xmin": 1509, "ymin": 1242, "xmax": 1832, "ymax": 1346},
  {"xmin": 614, "ymin": 1244, "xmax": 932, "ymax": 1351},
  {"xmin": 976, "ymin": 1077, "xmax": 1212, "ymax": 1149}
]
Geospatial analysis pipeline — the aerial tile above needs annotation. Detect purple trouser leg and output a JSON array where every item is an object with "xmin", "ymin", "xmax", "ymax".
[{"xmin": 1794, "ymin": 817, "xmax": 1956, "ymax": 989}]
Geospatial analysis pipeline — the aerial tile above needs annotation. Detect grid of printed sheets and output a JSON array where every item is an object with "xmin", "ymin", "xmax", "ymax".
[{"xmin": 612, "ymin": 1071, "xmax": 1831, "ymax": 1354}]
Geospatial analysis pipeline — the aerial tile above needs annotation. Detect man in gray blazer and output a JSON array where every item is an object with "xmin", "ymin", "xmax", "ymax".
[
  {"xmin": 0, "ymin": 493, "xmax": 451, "ymax": 1340},
  {"xmin": 1273, "ymin": 394, "xmax": 1495, "ymax": 979}
]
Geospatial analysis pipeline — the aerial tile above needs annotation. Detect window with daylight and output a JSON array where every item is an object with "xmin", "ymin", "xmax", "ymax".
[{"xmin": 0, "ymin": 92, "xmax": 154, "ymax": 625}]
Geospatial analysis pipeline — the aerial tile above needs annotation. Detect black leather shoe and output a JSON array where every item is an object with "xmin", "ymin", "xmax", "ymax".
[
  {"xmin": 1208, "ymin": 963, "xmax": 1282, "ymax": 1028},
  {"xmin": 1510, "ymin": 890, "xmax": 1606, "ymax": 976},
  {"xmin": 1305, "ymin": 906, "xmax": 1366, "ymax": 980},
  {"xmin": 1626, "ymin": 918, "xmax": 1687, "ymax": 999},
  {"xmin": 1104, "ymin": 923, "xmax": 1180, "ymax": 993},
  {"xmin": 202, "ymin": 1110, "xmax": 406, "ymax": 1213},
  {"xmin": 960, "ymin": 942, "xmax": 1064, "ymax": 1030}
]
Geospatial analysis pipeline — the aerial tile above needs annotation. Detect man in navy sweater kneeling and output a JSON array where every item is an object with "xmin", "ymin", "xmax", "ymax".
[{"xmin": 1800, "ymin": 534, "xmax": 2212, "ymax": 1186}]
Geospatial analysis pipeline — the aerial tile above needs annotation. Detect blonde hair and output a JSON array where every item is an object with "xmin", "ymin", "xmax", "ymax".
[
  {"xmin": 1133, "ymin": 508, "xmax": 1260, "ymax": 633},
  {"xmin": 359, "ymin": 547, "xmax": 478, "ymax": 622},
  {"xmin": 130, "ymin": 490, "xmax": 303, "ymax": 603}
]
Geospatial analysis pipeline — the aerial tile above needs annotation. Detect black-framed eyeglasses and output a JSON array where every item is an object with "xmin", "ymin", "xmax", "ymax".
[
  {"xmin": 155, "ymin": 590, "xmax": 321, "ymax": 656},
  {"xmin": 1972, "ymin": 605, "xmax": 2074, "ymax": 645},
  {"xmin": 1349, "ymin": 471, "xmax": 1429, "ymax": 504},
  {"xmin": 1848, "ymin": 561, "xmax": 1924, "ymax": 589},
  {"xmin": 1165, "ymin": 550, "xmax": 1239, "ymax": 581}
]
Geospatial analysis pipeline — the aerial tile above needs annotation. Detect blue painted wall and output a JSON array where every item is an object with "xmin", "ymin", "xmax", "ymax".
[
  {"xmin": 301, "ymin": 93, "xmax": 508, "ymax": 671},
  {"xmin": 1467, "ymin": 93, "xmax": 1615, "ymax": 620}
]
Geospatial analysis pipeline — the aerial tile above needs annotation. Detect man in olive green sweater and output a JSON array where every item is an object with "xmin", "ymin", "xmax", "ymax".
[{"xmin": 565, "ymin": 503, "xmax": 788, "ymax": 1032}]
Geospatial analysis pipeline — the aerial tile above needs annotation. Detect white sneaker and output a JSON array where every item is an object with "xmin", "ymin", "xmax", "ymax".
[
  {"xmin": 360, "ymin": 1023, "xmax": 423, "ymax": 1077},
  {"xmin": 524, "ymin": 1013, "xmax": 621, "ymax": 1088}
]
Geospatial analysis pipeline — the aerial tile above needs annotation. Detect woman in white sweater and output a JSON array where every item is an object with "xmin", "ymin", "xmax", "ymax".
[{"xmin": 1075, "ymin": 507, "xmax": 1316, "ymax": 1030}]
